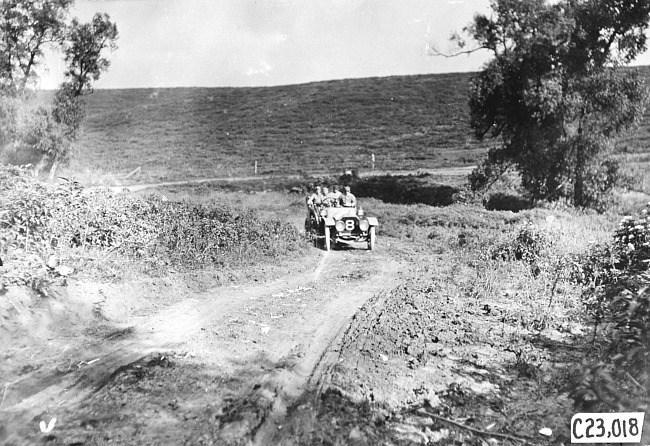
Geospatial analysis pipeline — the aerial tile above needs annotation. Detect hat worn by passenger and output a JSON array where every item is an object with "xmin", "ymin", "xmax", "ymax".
[{"xmin": 344, "ymin": 186, "xmax": 351, "ymax": 191}]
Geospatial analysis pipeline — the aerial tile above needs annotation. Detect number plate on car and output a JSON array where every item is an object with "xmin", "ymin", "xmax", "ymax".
[{"xmin": 343, "ymin": 218, "xmax": 356, "ymax": 231}]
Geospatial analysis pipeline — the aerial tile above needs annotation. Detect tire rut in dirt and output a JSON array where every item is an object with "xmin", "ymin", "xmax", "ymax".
[
  {"xmin": 1, "ymin": 249, "xmax": 400, "ymax": 445},
  {"xmin": 224, "ymin": 252, "xmax": 402, "ymax": 445}
]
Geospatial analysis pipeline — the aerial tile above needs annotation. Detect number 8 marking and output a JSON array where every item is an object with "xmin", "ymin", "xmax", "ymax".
[{"xmin": 345, "ymin": 220, "xmax": 355, "ymax": 230}]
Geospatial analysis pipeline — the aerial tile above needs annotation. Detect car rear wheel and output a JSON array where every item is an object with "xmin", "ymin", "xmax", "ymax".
[
  {"xmin": 368, "ymin": 226, "xmax": 376, "ymax": 250},
  {"xmin": 324, "ymin": 226, "xmax": 331, "ymax": 251},
  {"xmin": 305, "ymin": 219, "xmax": 317, "ymax": 246}
]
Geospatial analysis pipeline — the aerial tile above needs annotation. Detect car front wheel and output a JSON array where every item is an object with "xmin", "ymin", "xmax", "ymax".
[
  {"xmin": 368, "ymin": 226, "xmax": 376, "ymax": 250},
  {"xmin": 324, "ymin": 226, "xmax": 331, "ymax": 251}
]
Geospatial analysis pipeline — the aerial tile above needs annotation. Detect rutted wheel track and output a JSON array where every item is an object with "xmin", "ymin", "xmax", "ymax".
[
  {"xmin": 202, "ymin": 247, "xmax": 401, "ymax": 445},
  {"xmin": 0, "ymin": 244, "xmax": 401, "ymax": 445}
]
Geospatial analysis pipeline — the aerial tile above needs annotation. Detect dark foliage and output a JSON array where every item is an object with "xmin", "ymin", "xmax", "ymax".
[
  {"xmin": 350, "ymin": 174, "xmax": 459, "ymax": 207},
  {"xmin": 484, "ymin": 193, "xmax": 532, "ymax": 213},
  {"xmin": 465, "ymin": 0, "xmax": 650, "ymax": 210}
]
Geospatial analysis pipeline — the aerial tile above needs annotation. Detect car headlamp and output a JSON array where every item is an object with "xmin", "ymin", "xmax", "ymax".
[
  {"xmin": 335, "ymin": 221, "xmax": 346, "ymax": 232},
  {"xmin": 359, "ymin": 219, "xmax": 370, "ymax": 231}
]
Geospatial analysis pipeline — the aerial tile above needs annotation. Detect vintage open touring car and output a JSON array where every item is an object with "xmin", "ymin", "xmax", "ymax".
[{"xmin": 305, "ymin": 200, "xmax": 378, "ymax": 251}]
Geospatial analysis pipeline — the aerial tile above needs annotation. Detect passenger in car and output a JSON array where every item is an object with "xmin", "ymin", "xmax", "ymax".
[
  {"xmin": 332, "ymin": 185, "xmax": 342, "ymax": 201},
  {"xmin": 307, "ymin": 186, "xmax": 324, "ymax": 206},
  {"xmin": 307, "ymin": 186, "xmax": 324, "ymax": 222},
  {"xmin": 321, "ymin": 187, "xmax": 330, "ymax": 205},
  {"xmin": 339, "ymin": 186, "xmax": 356, "ymax": 207}
]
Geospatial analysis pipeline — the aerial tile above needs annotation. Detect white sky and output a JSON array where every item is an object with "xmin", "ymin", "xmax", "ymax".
[{"xmin": 38, "ymin": 0, "xmax": 650, "ymax": 89}]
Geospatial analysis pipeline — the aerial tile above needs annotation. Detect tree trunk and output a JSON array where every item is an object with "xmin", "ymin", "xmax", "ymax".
[
  {"xmin": 48, "ymin": 160, "xmax": 59, "ymax": 180},
  {"xmin": 33, "ymin": 155, "xmax": 49, "ymax": 178},
  {"xmin": 574, "ymin": 140, "xmax": 585, "ymax": 207}
]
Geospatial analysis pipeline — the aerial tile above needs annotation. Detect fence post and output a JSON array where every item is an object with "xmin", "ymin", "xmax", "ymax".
[
  {"xmin": 371, "ymin": 153, "xmax": 375, "ymax": 170},
  {"xmin": 255, "ymin": 161, "xmax": 258, "ymax": 174}
]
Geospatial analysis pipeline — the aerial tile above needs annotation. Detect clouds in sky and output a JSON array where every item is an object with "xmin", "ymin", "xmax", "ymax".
[{"xmin": 39, "ymin": 0, "xmax": 492, "ymax": 88}]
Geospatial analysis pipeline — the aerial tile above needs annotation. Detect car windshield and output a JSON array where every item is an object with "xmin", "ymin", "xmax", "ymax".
[{"xmin": 324, "ymin": 207, "xmax": 357, "ymax": 218}]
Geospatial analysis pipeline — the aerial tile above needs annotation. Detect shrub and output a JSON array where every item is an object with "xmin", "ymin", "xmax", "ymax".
[
  {"xmin": 349, "ymin": 174, "xmax": 459, "ymax": 206},
  {"xmin": 0, "ymin": 165, "xmax": 304, "ymax": 292},
  {"xmin": 487, "ymin": 222, "xmax": 559, "ymax": 279},
  {"xmin": 491, "ymin": 223, "xmax": 554, "ymax": 263},
  {"xmin": 469, "ymin": 148, "xmax": 623, "ymax": 213},
  {"xmin": 571, "ymin": 202, "xmax": 650, "ymax": 410},
  {"xmin": 614, "ymin": 212, "xmax": 650, "ymax": 271},
  {"xmin": 577, "ymin": 159, "xmax": 623, "ymax": 213},
  {"xmin": 484, "ymin": 192, "xmax": 532, "ymax": 212},
  {"xmin": 0, "ymin": 97, "xmax": 72, "ymax": 174}
]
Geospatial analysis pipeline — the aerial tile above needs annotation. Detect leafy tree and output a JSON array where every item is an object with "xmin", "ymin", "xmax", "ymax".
[
  {"xmin": 61, "ymin": 13, "xmax": 117, "ymax": 96},
  {"xmin": 463, "ymin": 0, "xmax": 650, "ymax": 209},
  {"xmin": 0, "ymin": 96, "xmax": 70, "ymax": 176},
  {"xmin": 52, "ymin": 81, "xmax": 85, "ymax": 138},
  {"xmin": 0, "ymin": 1, "xmax": 117, "ymax": 176},
  {"xmin": 0, "ymin": 0, "xmax": 72, "ymax": 95},
  {"xmin": 22, "ymin": 105, "xmax": 70, "ymax": 166},
  {"xmin": 47, "ymin": 12, "xmax": 117, "ymax": 175},
  {"xmin": 0, "ymin": 96, "xmax": 19, "ymax": 147}
]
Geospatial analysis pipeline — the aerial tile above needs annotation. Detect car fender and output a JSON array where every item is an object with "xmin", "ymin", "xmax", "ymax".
[
  {"xmin": 366, "ymin": 217, "xmax": 378, "ymax": 226},
  {"xmin": 324, "ymin": 217, "xmax": 336, "ymax": 226}
]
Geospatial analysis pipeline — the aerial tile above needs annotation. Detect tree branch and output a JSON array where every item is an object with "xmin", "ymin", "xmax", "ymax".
[
  {"xmin": 427, "ymin": 45, "xmax": 486, "ymax": 58},
  {"xmin": 405, "ymin": 406, "xmax": 545, "ymax": 445},
  {"xmin": 479, "ymin": 122, "xmax": 505, "ymax": 140}
]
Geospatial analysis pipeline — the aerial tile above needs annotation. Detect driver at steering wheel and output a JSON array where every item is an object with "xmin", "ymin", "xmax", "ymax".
[{"xmin": 323, "ymin": 187, "xmax": 340, "ymax": 207}]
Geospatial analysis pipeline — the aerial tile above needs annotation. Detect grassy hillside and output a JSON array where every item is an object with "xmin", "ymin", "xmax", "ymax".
[
  {"xmin": 68, "ymin": 68, "xmax": 650, "ymax": 186},
  {"xmin": 72, "ymin": 73, "xmax": 490, "ymax": 184}
]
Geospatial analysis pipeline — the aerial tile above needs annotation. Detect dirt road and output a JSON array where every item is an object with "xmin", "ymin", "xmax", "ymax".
[
  {"xmin": 0, "ymin": 241, "xmax": 402, "ymax": 445},
  {"xmin": 107, "ymin": 166, "xmax": 476, "ymax": 193}
]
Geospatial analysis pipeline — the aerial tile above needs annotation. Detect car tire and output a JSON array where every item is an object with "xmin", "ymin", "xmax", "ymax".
[
  {"xmin": 324, "ymin": 226, "xmax": 331, "ymax": 251},
  {"xmin": 368, "ymin": 226, "xmax": 376, "ymax": 250}
]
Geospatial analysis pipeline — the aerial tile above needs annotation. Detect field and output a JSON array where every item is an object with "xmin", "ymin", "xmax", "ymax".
[
  {"xmin": 65, "ymin": 72, "xmax": 489, "ymax": 185},
  {"xmin": 54, "ymin": 68, "xmax": 650, "ymax": 192},
  {"xmin": 2, "ymin": 70, "xmax": 650, "ymax": 445}
]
